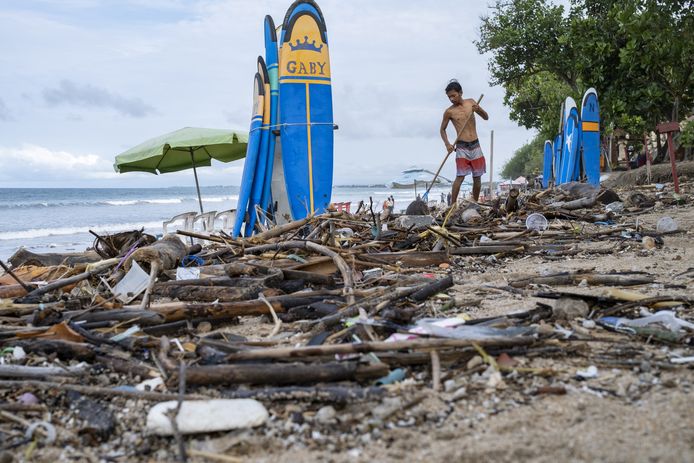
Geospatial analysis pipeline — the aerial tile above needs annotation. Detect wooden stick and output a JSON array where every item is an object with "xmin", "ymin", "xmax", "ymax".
[
  {"xmin": 243, "ymin": 240, "xmax": 355, "ymax": 304},
  {"xmin": 510, "ymin": 272, "xmax": 654, "ymax": 288},
  {"xmin": 180, "ymin": 361, "xmax": 389, "ymax": 386},
  {"xmin": 224, "ymin": 336, "xmax": 534, "ymax": 362},
  {"xmin": 145, "ymin": 299, "xmax": 284, "ymax": 323},
  {"xmin": 430, "ymin": 350, "xmax": 441, "ymax": 392},
  {"xmin": 0, "ymin": 379, "xmax": 210, "ymax": 401},
  {"xmin": 0, "ymin": 259, "xmax": 34, "ymax": 292},
  {"xmin": 139, "ymin": 260, "xmax": 159, "ymax": 310},
  {"xmin": 0, "ymin": 364, "xmax": 89, "ymax": 378}
]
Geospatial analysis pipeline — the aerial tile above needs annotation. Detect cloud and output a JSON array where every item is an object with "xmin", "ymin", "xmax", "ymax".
[
  {"xmin": 0, "ymin": 144, "xmax": 117, "ymax": 184},
  {"xmin": 42, "ymin": 80, "xmax": 156, "ymax": 117},
  {"xmin": 0, "ymin": 98, "xmax": 12, "ymax": 121}
]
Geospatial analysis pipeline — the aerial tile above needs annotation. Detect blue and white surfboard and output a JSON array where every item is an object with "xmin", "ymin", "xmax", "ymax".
[
  {"xmin": 559, "ymin": 98, "xmax": 580, "ymax": 185},
  {"xmin": 581, "ymin": 88, "xmax": 600, "ymax": 186},
  {"xmin": 557, "ymin": 97, "xmax": 576, "ymax": 184},
  {"xmin": 232, "ymin": 71, "xmax": 265, "ymax": 238},
  {"xmin": 543, "ymin": 140, "xmax": 553, "ymax": 189},
  {"xmin": 553, "ymin": 133, "xmax": 562, "ymax": 185},
  {"xmin": 244, "ymin": 57, "xmax": 272, "ymax": 236},
  {"xmin": 259, "ymin": 15, "xmax": 280, "ymax": 221}
]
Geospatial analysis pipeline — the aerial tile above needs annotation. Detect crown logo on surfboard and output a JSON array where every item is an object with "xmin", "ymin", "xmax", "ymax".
[{"xmin": 289, "ymin": 36, "xmax": 324, "ymax": 52}]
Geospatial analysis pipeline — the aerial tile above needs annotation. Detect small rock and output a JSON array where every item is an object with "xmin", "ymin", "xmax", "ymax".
[
  {"xmin": 576, "ymin": 365, "xmax": 599, "ymax": 379},
  {"xmin": 553, "ymin": 297, "xmax": 590, "ymax": 320},
  {"xmin": 443, "ymin": 379, "xmax": 457, "ymax": 392},
  {"xmin": 314, "ymin": 406, "xmax": 337, "ymax": 425},
  {"xmin": 582, "ymin": 319, "xmax": 596, "ymax": 329},
  {"xmin": 486, "ymin": 371, "xmax": 505, "ymax": 390},
  {"xmin": 639, "ymin": 361, "xmax": 652, "ymax": 373},
  {"xmin": 12, "ymin": 347, "xmax": 26, "ymax": 361},
  {"xmin": 467, "ymin": 355, "xmax": 483, "ymax": 370},
  {"xmin": 451, "ymin": 387, "xmax": 467, "ymax": 401},
  {"xmin": 641, "ymin": 236, "xmax": 657, "ymax": 250},
  {"xmin": 18, "ymin": 392, "xmax": 39, "ymax": 405},
  {"xmin": 577, "ymin": 278, "xmax": 589, "ymax": 288},
  {"xmin": 196, "ymin": 321, "xmax": 212, "ymax": 333}
]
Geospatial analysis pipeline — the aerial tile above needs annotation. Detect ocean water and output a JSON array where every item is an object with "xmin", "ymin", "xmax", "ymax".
[{"xmin": 0, "ymin": 184, "xmax": 461, "ymax": 261}]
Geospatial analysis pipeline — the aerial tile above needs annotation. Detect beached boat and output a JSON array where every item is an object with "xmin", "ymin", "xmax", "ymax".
[{"xmin": 387, "ymin": 167, "xmax": 452, "ymax": 189}]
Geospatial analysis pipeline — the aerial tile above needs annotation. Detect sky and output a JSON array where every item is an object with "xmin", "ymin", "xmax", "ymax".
[{"xmin": 0, "ymin": 0, "xmax": 538, "ymax": 188}]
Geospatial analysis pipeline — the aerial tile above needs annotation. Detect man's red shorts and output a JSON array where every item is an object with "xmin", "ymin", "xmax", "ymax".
[{"xmin": 455, "ymin": 139, "xmax": 486, "ymax": 178}]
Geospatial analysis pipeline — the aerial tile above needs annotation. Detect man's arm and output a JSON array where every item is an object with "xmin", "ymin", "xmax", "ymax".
[
  {"xmin": 473, "ymin": 103, "xmax": 489, "ymax": 121},
  {"xmin": 440, "ymin": 111, "xmax": 454, "ymax": 153}
]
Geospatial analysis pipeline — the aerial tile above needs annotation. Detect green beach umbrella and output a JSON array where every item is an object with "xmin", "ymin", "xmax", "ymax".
[{"xmin": 114, "ymin": 127, "xmax": 248, "ymax": 213}]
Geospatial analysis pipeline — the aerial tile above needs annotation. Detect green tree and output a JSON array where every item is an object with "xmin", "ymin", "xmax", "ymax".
[
  {"xmin": 477, "ymin": 0, "xmax": 694, "ymax": 138},
  {"xmin": 501, "ymin": 134, "xmax": 545, "ymax": 179}
]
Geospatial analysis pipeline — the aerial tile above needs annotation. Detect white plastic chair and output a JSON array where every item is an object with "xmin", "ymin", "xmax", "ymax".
[
  {"xmin": 214, "ymin": 209, "xmax": 236, "ymax": 231},
  {"xmin": 162, "ymin": 212, "xmax": 197, "ymax": 236},
  {"xmin": 193, "ymin": 211, "xmax": 217, "ymax": 232},
  {"xmin": 192, "ymin": 211, "xmax": 217, "ymax": 243}
]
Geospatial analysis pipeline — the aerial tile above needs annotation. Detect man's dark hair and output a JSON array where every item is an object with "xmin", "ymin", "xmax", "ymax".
[{"xmin": 445, "ymin": 80, "xmax": 462, "ymax": 93}]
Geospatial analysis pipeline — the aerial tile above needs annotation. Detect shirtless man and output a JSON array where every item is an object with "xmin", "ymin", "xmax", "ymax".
[{"xmin": 439, "ymin": 80, "xmax": 489, "ymax": 202}]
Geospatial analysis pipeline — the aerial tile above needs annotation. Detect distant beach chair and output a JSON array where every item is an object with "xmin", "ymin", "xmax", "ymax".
[
  {"xmin": 214, "ymin": 209, "xmax": 236, "ymax": 231},
  {"xmin": 163, "ymin": 212, "xmax": 197, "ymax": 236}
]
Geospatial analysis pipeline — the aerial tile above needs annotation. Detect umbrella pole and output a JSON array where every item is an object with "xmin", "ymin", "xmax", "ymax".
[{"xmin": 190, "ymin": 150, "xmax": 204, "ymax": 214}]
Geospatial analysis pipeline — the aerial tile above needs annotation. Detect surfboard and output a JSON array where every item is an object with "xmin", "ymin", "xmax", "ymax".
[
  {"xmin": 279, "ymin": 0, "xmax": 333, "ymax": 219},
  {"xmin": 244, "ymin": 57, "xmax": 272, "ymax": 236},
  {"xmin": 554, "ymin": 100, "xmax": 566, "ymax": 185},
  {"xmin": 558, "ymin": 97, "xmax": 577, "ymax": 184},
  {"xmin": 559, "ymin": 101, "xmax": 580, "ymax": 185},
  {"xmin": 542, "ymin": 140, "xmax": 553, "ymax": 189},
  {"xmin": 232, "ymin": 71, "xmax": 265, "ymax": 238},
  {"xmin": 553, "ymin": 133, "xmax": 562, "ymax": 185},
  {"xmin": 259, "ymin": 15, "xmax": 280, "ymax": 222},
  {"xmin": 581, "ymin": 88, "xmax": 600, "ymax": 186}
]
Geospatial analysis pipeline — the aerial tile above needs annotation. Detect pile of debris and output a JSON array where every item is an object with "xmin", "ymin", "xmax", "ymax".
[{"xmin": 0, "ymin": 181, "xmax": 692, "ymax": 461}]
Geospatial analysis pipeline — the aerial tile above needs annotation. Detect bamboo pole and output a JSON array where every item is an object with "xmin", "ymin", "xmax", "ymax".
[{"xmin": 489, "ymin": 129, "xmax": 494, "ymax": 199}]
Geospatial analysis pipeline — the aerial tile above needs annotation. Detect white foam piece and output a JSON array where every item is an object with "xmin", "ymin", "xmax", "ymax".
[{"xmin": 146, "ymin": 399, "xmax": 268, "ymax": 436}]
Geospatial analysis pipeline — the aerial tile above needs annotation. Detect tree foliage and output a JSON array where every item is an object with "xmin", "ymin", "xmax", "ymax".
[
  {"xmin": 500, "ymin": 134, "xmax": 545, "ymax": 179},
  {"xmin": 477, "ymin": 0, "xmax": 694, "ymax": 139}
]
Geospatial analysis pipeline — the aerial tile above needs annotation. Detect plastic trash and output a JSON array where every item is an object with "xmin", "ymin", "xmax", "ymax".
[
  {"xmin": 412, "ymin": 318, "xmax": 534, "ymax": 340},
  {"xmin": 374, "ymin": 368, "xmax": 406, "ymax": 386},
  {"xmin": 605, "ymin": 201, "xmax": 624, "ymax": 213},
  {"xmin": 109, "ymin": 261, "xmax": 149, "ymax": 303},
  {"xmin": 656, "ymin": 216, "xmax": 678, "ymax": 233},
  {"xmin": 336, "ymin": 227, "xmax": 354, "ymax": 239},
  {"xmin": 25, "ymin": 421, "xmax": 57, "ymax": 444},
  {"xmin": 176, "ymin": 267, "xmax": 200, "ymax": 280},
  {"xmin": 599, "ymin": 311, "xmax": 694, "ymax": 334},
  {"xmin": 526, "ymin": 213, "xmax": 549, "ymax": 231},
  {"xmin": 362, "ymin": 268, "xmax": 383, "ymax": 281}
]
